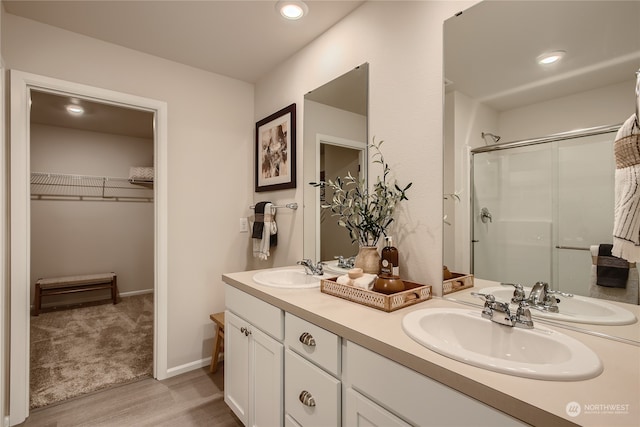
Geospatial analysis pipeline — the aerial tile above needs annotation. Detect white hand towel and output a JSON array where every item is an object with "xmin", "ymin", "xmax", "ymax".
[
  {"xmin": 336, "ymin": 275, "xmax": 352, "ymax": 286},
  {"xmin": 612, "ymin": 113, "xmax": 640, "ymax": 262},
  {"xmin": 352, "ymin": 273, "xmax": 377, "ymax": 290},
  {"xmin": 253, "ymin": 203, "xmax": 277, "ymax": 260}
]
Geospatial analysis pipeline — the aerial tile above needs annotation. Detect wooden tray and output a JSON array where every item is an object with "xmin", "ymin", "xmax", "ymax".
[
  {"xmin": 320, "ymin": 277, "xmax": 431, "ymax": 312},
  {"xmin": 442, "ymin": 272, "xmax": 474, "ymax": 295}
]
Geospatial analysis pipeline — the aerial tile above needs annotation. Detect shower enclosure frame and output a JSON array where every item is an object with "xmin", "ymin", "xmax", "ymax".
[{"xmin": 470, "ymin": 123, "xmax": 621, "ymax": 291}]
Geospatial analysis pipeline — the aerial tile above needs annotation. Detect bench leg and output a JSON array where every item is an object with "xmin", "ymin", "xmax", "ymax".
[
  {"xmin": 111, "ymin": 275, "xmax": 118, "ymax": 305},
  {"xmin": 210, "ymin": 328, "xmax": 224, "ymax": 373},
  {"xmin": 33, "ymin": 283, "xmax": 42, "ymax": 316}
]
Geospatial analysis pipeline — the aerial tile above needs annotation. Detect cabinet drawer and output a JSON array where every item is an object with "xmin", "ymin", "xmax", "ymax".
[
  {"xmin": 285, "ymin": 349, "xmax": 341, "ymax": 427},
  {"xmin": 285, "ymin": 313, "xmax": 341, "ymax": 376},
  {"xmin": 346, "ymin": 388, "xmax": 411, "ymax": 427},
  {"xmin": 346, "ymin": 342, "xmax": 525, "ymax": 426},
  {"xmin": 225, "ymin": 284, "xmax": 283, "ymax": 340}
]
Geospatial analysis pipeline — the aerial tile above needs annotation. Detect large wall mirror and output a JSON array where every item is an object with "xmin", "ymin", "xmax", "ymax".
[
  {"xmin": 443, "ymin": 1, "xmax": 639, "ymax": 344},
  {"xmin": 444, "ymin": 1, "xmax": 639, "ymax": 296},
  {"xmin": 303, "ymin": 63, "xmax": 369, "ymax": 266}
]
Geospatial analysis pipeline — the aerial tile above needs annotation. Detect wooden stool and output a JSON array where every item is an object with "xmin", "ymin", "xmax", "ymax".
[{"xmin": 209, "ymin": 312, "xmax": 225, "ymax": 373}]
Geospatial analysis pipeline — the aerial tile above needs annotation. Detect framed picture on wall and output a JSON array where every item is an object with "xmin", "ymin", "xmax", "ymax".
[{"xmin": 255, "ymin": 103, "xmax": 296, "ymax": 192}]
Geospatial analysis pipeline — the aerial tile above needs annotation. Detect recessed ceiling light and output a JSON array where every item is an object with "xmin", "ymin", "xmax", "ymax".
[
  {"xmin": 276, "ymin": 1, "xmax": 308, "ymax": 20},
  {"xmin": 66, "ymin": 104, "xmax": 84, "ymax": 115},
  {"xmin": 537, "ymin": 50, "xmax": 566, "ymax": 65}
]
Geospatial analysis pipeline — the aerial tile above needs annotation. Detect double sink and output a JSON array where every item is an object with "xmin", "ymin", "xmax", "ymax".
[{"xmin": 252, "ymin": 267, "xmax": 636, "ymax": 381}]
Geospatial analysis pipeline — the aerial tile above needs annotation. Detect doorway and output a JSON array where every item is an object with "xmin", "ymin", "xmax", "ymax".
[
  {"xmin": 29, "ymin": 90, "xmax": 155, "ymax": 408},
  {"xmin": 9, "ymin": 70, "xmax": 168, "ymax": 426},
  {"xmin": 316, "ymin": 134, "xmax": 367, "ymax": 262}
]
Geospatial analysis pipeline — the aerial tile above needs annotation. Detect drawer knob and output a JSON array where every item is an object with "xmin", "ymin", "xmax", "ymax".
[
  {"xmin": 240, "ymin": 326, "xmax": 251, "ymax": 337},
  {"xmin": 299, "ymin": 390, "xmax": 316, "ymax": 407},
  {"xmin": 299, "ymin": 332, "xmax": 316, "ymax": 347}
]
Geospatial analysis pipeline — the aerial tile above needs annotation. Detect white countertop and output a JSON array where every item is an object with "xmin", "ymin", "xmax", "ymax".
[{"xmin": 222, "ymin": 268, "xmax": 640, "ymax": 427}]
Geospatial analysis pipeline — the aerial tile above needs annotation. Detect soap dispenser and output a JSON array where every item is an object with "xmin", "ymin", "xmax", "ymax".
[{"xmin": 380, "ymin": 236, "xmax": 399, "ymax": 277}]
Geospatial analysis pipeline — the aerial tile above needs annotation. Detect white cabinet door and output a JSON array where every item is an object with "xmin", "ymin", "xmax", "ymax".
[
  {"xmin": 225, "ymin": 310, "xmax": 284, "ymax": 427},
  {"xmin": 250, "ymin": 326, "xmax": 284, "ymax": 427},
  {"xmin": 345, "ymin": 388, "xmax": 411, "ymax": 427},
  {"xmin": 225, "ymin": 310, "xmax": 250, "ymax": 425}
]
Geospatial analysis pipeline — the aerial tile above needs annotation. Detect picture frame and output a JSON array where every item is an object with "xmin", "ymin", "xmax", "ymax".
[{"xmin": 255, "ymin": 103, "xmax": 296, "ymax": 192}]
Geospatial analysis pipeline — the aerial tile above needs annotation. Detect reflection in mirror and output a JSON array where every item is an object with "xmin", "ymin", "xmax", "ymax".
[
  {"xmin": 303, "ymin": 64, "xmax": 369, "ymax": 267},
  {"xmin": 443, "ymin": 1, "xmax": 640, "ymax": 303}
]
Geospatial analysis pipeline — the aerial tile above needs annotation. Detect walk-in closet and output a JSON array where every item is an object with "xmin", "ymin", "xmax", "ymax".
[{"xmin": 28, "ymin": 90, "xmax": 155, "ymax": 408}]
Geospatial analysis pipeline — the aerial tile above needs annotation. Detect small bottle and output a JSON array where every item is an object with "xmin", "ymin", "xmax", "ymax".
[{"xmin": 380, "ymin": 236, "xmax": 399, "ymax": 277}]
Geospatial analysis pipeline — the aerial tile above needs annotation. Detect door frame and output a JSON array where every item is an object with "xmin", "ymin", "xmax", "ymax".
[
  {"xmin": 315, "ymin": 134, "xmax": 367, "ymax": 259},
  {"xmin": 9, "ymin": 70, "xmax": 168, "ymax": 425}
]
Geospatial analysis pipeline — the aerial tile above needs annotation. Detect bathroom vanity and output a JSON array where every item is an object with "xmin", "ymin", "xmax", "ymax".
[{"xmin": 222, "ymin": 268, "xmax": 640, "ymax": 426}]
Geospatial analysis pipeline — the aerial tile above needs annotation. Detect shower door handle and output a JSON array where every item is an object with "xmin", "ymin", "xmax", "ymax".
[{"xmin": 480, "ymin": 207, "xmax": 493, "ymax": 223}]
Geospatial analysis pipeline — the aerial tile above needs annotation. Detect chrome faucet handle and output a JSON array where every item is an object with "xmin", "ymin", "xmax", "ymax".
[
  {"xmin": 500, "ymin": 282, "xmax": 526, "ymax": 303},
  {"xmin": 314, "ymin": 261, "xmax": 324, "ymax": 275},
  {"xmin": 471, "ymin": 292, "xmax": 498, "ymax": 319},
  {"xmin": 471, "ymin": 292, "xmax": 495, "ymax": 303},
  {"xmin": 513, "ymin": 301, "xmax": 534, "ymax": 329}
]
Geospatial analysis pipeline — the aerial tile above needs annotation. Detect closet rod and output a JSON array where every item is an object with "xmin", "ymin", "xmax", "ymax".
[{"xmin": 249, "ymin": 202, "xmax": 298, "ymax": 210}]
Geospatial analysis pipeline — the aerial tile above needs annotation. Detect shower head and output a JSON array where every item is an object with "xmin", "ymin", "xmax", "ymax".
[{"xmin": 482, "ymin": 132, "xmax": 501, "ymax": 145}]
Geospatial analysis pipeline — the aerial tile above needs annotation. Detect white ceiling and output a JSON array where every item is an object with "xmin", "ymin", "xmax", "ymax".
[
  {"xmin": 444, "ymin": 1, "xmax": 640, "ymax": 111},
  {"xmin": 3, "ymin": 0, "xmax": 365, "ymax": 83},
  {"xmin": 4, "ymin": 0, "xmax": 365, "ymax": 137}
]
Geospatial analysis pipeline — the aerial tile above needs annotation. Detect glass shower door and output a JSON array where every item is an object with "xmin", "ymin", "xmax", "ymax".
[
  {"xmin": 472, "ymin": 144, "xmax": 553, "ymax": 286},
  {"xmin": 472, "ymin": 129, "xmax": 616, "ymax": 295},
  {"xmin": 555, "ymin": 132, "xmax": 616, "ymax": 295}
]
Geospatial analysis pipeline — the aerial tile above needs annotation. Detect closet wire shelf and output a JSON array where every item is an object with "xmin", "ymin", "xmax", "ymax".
[{"xmin": 31, "ymin": 172, "xmax": 154, "ymax": 202}]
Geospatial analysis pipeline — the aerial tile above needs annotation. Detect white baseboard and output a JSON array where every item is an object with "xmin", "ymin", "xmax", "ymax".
[
  {"xmin": 164, "ymin": 353, "xmax": 224, "ymax": 379},
  {"xmin": 165, "ymin": 358, "xmax": 210, "ymax": 378}
]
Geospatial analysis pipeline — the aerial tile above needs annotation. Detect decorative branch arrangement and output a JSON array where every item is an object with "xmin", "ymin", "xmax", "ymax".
[{"xmin": 311, "ymin": 138, "xmax": 412, "ymax": 246}]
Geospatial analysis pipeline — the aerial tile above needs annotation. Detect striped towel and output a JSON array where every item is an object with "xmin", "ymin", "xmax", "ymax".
[
  {"xmin": 252, "ymin": 202, "xmax": 277, "ymax": 260},
  {"xmin": 612, "ymin": 113, "xmax": 640, "ymax": 262}
]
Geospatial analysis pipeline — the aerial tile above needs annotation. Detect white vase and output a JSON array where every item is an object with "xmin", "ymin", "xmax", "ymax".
[{"xmin": 355, "ymin": 246, "xmax": 380, "ymax": 275}]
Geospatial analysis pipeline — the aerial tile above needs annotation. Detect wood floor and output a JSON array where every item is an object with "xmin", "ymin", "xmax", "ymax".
[{"xmin": 20, "ymin": 366, "xmax": 244, "ymax": 427}]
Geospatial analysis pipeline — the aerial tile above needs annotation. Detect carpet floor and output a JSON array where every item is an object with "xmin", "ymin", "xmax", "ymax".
[{"xmin": 30, "ymin": 293, "xmax": 154, "ymax": 409}]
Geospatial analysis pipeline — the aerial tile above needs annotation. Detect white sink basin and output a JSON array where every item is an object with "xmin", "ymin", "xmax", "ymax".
[
  {"xmin": 402, "ymin": 308, "xmax": 603, "ymax": 381},
  {"xmin": 253, "ymin": 268, "xmax": 321, "ymax": 289},
  {"xmin": 482, "ymin": 286, "xmax": 637, "ymax": 326}
]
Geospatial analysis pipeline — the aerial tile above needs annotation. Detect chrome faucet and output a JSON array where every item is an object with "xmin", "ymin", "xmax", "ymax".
[
  {"xmin": 297, "ymin": 259, "xmax": 324, "ymax": 276},
  {"xmin": 502, "ymin": 281, "xmax": 573, "ymax": 313},
  {"xmin": 471, "ymin": 292, "xmax": 533, "ymax": 329},
  {"xmin": 334, "ymin": 255, "xmax": 355, "ymax": 269}
]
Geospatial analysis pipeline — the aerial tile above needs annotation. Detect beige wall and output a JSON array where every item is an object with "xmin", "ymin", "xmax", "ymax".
[
  {"xmin": 30, "ymin": 124, "xmax": 154, "ymax": 305},
  {"xmin": 2, "ymin": 12, "xmax": 254, "ymax": 370},
  {"xmin": 255, "ymin": 1, "xmax": 474, "ymax": 289},
  {"xmin": 2, "ymin": 0, "xmax": 476, "ymax": 384}
]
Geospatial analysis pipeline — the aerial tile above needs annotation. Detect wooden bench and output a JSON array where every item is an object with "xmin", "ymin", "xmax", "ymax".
[
  {"xmin": 33, "ymin": 272, "xmax": 118, "ymax": 316},
  {"xmin": 209, "ymin": 312, "xmax": 225, "ymax": 373}
]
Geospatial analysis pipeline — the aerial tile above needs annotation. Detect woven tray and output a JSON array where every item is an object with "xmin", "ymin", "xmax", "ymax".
[
  {"xmin": 442, "ymin": 273, "xmax": 474, "ymax": 295},
  {"xmin": 320, "ymin": 277, "xmax": 431, "ymax": 312}
]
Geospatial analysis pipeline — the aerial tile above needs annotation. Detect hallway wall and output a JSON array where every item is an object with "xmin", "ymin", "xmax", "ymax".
[{"xmin": 2, "ymin": 12, "xmax": 254, "ymax": 371}]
